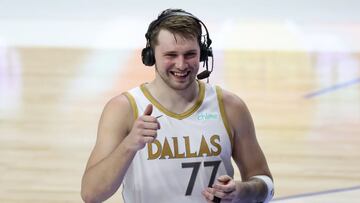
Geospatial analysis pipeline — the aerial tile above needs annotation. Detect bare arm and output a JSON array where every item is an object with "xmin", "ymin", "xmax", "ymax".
[
  {"xmin": 81, "ymin": 95, "xmax": 159, "ymax": 202},
  {"xmin": 203, "ymin": 89, "xmax": 273, "ymax": 202},
  {"xmin": 224, "ymin": 89, "xmax": 272, "ymax": 201}
]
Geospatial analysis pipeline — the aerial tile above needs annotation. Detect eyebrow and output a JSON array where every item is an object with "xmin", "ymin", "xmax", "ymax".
[{"xmin": 163, "ymin": 49, "xmax": 198, "ymax": 54}]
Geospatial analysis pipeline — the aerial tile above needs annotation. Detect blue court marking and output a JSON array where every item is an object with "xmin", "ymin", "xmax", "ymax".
[
  {"xmin": 304, "ymin": 77, "xmax": 360, "ymax": 99},
  {"xmin": 272, "ymin": 185, "xmax": 360, "ymax": 201}
]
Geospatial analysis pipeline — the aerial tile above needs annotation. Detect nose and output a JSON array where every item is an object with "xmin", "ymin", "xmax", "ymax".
[{"xmin": 175, "ymin": 55, "xmax": 187, "ymax": 70}]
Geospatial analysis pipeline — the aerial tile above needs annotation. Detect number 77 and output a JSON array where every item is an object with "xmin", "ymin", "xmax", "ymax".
[{"xmin": 181, "ymin": 160, "xmax": 221, "ymax": 196}]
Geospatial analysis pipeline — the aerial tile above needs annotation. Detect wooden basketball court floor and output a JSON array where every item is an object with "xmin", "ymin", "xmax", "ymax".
[
  {"xmin": 0, "ymin": 46, "xmax": 359, "ymax": 202},
  {"xmin": 1, "ymin": 4, "xmax": 360, "ymax": 200}
]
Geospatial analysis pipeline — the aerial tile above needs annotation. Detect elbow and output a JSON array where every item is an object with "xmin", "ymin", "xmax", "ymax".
[
  {"xmin": 81, "ymin": 180, "xmax": 100, "ymax": 203},
  {"xmin": 81, "ymin": 180, "xmax": 112, "ymax": 203},
  {"xmin": 81, "ymin": 172, "xmax": 120, "ymax": 203},
  {"xmin": 81, "ymin": 188, "xmax": 95, "ymax": 203},
  {"xmin": 81, "ymin": 189, "xmax": 100, "ymax": 203}
]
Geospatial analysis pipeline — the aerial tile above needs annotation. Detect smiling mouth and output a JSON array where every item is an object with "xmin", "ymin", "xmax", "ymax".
[{"xmin": 170, "ymin": 71, "xmax": 190, "ymax": 78}]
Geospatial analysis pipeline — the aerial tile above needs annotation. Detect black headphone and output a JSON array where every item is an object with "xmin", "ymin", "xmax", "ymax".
[{"xmin": 141, "ymin": 9, "xmax": 213, "ymax": 80}]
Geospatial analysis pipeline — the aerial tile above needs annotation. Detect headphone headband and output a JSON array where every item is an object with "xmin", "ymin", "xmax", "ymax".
[{"xmin": 145, "ymin": 10, "xmax": 212, "ymax": 48}]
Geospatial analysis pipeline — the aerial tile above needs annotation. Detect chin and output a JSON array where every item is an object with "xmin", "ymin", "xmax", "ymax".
[{"xmin": 169, "ymin": 79, "xmax": 196, "ymax": 91}]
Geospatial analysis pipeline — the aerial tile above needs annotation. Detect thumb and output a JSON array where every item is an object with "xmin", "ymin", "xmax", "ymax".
[
  {"xmin": 217, "ymin": 175, "xmax": 231, "ymax": 183},
  {"xmin": 143, "ymin": 104, "xmax": 153, "ymax": 116}
]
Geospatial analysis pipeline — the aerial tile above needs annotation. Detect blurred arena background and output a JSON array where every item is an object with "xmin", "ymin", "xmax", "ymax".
[{"xmin": 0, "ymin": 0, "xmax": 359, "ymax": 202}]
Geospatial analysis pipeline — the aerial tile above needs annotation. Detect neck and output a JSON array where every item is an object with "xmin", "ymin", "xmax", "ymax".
[{"xmin": 146, "ymin": 79, "xmax": 199, "ymax": 114}]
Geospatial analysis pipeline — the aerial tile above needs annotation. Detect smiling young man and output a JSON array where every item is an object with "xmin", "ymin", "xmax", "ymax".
[{"xmin": 81, "ymin": 9, "xmax": 274, "ymax": 203}]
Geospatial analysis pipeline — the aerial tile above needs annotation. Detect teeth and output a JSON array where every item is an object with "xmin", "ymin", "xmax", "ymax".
[{"xmin": 173, "ymin": 72, "xmax": 188, "ymax": 77}]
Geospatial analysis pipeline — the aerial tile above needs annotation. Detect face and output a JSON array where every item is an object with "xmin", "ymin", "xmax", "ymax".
[{"xmin": 153, "ymin": 29, "xmax": 200, "ymax": 90}]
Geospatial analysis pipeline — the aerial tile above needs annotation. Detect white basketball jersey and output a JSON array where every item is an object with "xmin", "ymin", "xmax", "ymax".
[{"xmin": 122, "ymin": 81, "xmax": 234, "ymax": 203}]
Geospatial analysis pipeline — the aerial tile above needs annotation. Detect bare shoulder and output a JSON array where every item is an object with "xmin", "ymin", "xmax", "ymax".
[
  {"xmin": 102, "ymin": 94, "xmax": 134, "ymax": 123},
  {"xmin": 219, "ymin": 88, "xmax": 254, "ymax": 134},
  {"xmin": 85, "ymin": 93, "xmax": 135, "ymax": 170},
  {"xmin": 220, "ymin": 88, "xmax": 249, "ymax": 117},
  {"xmin": 99, "ymin": 93, "xmax": 136, "ymax": 139}
]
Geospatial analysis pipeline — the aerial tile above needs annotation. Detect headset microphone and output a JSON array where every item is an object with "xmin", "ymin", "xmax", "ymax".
[
  {"xmin": 197, "ymin": 70, "xmax": 211, "ymax": 80},
  {"xmin": 197, "ymin": 48, "xmax": 213, "ymax": 80}
]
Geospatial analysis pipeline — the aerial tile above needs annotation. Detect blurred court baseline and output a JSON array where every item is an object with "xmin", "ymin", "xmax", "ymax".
[
  {"xmin": 272, "ymin": 185, "xmax": 360, "ymax": 201},
  {"xmin": 304, "ymin": 77, "xmax": 360, "ymax": 98}
]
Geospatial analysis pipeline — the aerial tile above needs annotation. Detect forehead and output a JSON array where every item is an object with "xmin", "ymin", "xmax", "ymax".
[{"xmin": 156, "ymin": 29, "xmax": 199, "ymax": 50}]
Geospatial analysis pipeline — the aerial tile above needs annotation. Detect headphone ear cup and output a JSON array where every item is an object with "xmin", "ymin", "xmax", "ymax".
[{"xmin": 141, "ymin": 46, "xmax": 156, "ymax": 66}]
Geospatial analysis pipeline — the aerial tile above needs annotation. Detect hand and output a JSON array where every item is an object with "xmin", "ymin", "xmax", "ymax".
[
  {"xmin": 202, "ymin": 175, "xmax": 236, "ymax": 203},
  {"xmin": 124, "ymin": 104, "xmax": 160, "ymax": 151}
]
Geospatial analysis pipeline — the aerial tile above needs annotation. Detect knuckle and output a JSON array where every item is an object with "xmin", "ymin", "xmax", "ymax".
[
  {"xmin": 145, "ymin": 137, "xmax": 154, "ymax": 143},
  {"xmin": 140, "ymin": 129, "xmax": 146, "ymax": 135},
  {"xmin": 138, "ymin": 122, "xmax": 145, "ymax": 128},
  {"xmin": 135, "ymin": 136, "xmax": 142, "ymax": 143},
  {"xmin": 133, "ymin": 121, "xmax": 141, "ymax": 128}
]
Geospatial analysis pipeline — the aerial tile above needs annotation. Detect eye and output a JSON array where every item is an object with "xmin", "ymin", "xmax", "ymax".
[
  {"xmin": 165, "ymin": 53, "xmax": 177, "ymax": 58},
  {"xmin": 185, "ymin": 52, "xmax": 197, "ymax": 59}
]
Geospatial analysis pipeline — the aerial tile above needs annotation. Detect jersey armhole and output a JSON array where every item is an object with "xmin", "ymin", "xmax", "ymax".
[
  {"xmin": 215, "ymin": 86, "xmax": 234, "ymax": 148},
  {"xmin": 123, "ymin": 92, "xmax": 139, "ymax": 121}
]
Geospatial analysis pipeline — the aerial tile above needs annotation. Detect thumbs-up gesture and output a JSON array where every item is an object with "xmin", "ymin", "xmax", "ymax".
[{"xmin": 125, "ymin": 104, "xmax": 161, "ymax": 151}]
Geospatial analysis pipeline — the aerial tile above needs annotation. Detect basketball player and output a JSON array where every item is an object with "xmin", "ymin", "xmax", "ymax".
[{"xmin": 81, "ymin": 8, "xmax": 274, "ymax": 203}]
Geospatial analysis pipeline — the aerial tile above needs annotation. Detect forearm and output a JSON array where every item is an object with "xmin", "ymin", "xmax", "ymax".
[
  {"xmin": 81, "ymin": 141, "xmax": 136, "ymax": 203},
  {"xmin": 234, "ymin": 177, "xmax": 271, "ymax": 203}
]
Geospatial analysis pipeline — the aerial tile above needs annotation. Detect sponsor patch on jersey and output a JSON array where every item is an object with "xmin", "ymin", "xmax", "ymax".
[{"xmin": 197, "ymin": 112, "xmax": 219, "ymax": 121}]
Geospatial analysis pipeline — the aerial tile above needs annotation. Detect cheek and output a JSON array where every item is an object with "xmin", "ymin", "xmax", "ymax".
[
  {"xmin": 156, "ymin": 62, "xmax": 173, "ymax": 73},
  {"xmin": 159, "ymin": 57, "xmax": 175, "ymax": 66},
  {"xmin": 155, "ymin": 57, "xmax": 172, "ymax": 67},
  {"xmin": 190, "ymin": 59, "xmax": 200, "ymax": 69},
  {"xmin": 163, "ymin": 60, "xmax": 174, "ymax": 67}
]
